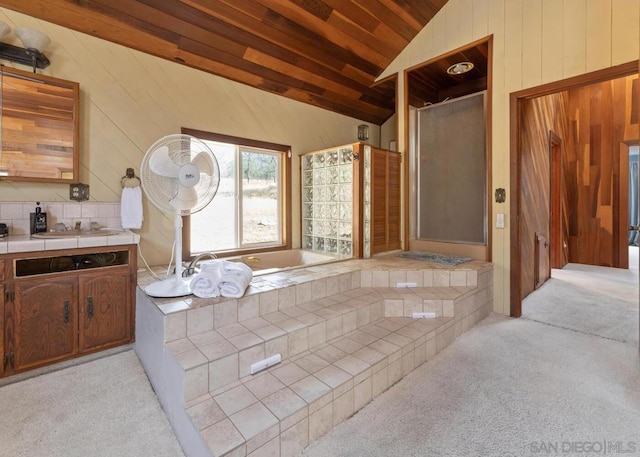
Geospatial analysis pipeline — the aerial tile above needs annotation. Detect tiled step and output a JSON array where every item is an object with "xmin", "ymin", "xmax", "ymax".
[
  {"xmin": 182, "ymin": 315, "xmax": 454, "ymax": 457},
  {"xmin": 168, "ymin": 286, "xmax": 476, "ymax": 403}
]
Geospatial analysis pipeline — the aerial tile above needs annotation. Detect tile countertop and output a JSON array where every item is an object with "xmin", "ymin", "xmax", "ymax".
[{"xmin": 0, "ymin": 230, "xmax": 140, "ymax": 254}]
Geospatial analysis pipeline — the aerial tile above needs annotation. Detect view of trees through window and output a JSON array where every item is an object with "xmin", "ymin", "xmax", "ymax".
[{"xmin": 190, "ymin": 141, "xmax": 281, "ymax": 253}]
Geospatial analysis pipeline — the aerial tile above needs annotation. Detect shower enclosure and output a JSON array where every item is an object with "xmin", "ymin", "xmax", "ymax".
[{"xmin": 412, "ymin": 92, "xmax": 488, "ymax": 254}]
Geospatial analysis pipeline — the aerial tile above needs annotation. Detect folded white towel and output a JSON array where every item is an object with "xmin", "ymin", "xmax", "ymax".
[
  {"xmin": 190, "ymin": 274, "xmax": 221, "ymax": 298},
  {"xmin": 219, "ymin": 260, "xmax": 253, "ymax": 298},
  {"xmin": 121, "ymin": 186, "xmax": 143, "ymax": 229},
  {"xmin": 190, "ymin": 259, "xmax": 224, "ymax": 298}
]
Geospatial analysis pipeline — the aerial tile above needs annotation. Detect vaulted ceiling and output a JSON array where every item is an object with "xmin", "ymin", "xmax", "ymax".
[{"xmin": 0, "ymin": 0, "xmax": 450, "ymax": 125}]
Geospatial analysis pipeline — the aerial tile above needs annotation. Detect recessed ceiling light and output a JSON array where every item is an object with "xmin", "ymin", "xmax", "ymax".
[{"xmin": 446, "ymin": 61, "xmax": 474, "ymax": 75}]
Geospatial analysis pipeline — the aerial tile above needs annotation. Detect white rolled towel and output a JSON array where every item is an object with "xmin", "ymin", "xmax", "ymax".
[
  {"xmin": 190, "ymin": 259, "xmax": 224, "ymax": 298},
  {"xmin": 219, "ymin": 260, "xmax": 253, "ymax": 298},
  {"xmin": 190, "ymin": 274, "xmax": 221, "ymax": 298}
]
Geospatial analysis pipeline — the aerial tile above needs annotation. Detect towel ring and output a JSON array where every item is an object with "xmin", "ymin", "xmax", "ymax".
[{"xmin": 121, "ymin": 168, "xmax": 141, "ymax": 188}]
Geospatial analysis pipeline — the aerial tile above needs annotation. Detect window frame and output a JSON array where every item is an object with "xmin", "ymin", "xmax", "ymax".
[{"xmin": 181, "ymin": 127, "xmax": 292, "ymax": 260}]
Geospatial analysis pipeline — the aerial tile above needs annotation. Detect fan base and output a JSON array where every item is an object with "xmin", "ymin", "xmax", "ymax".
[{"xmin": 145, "ymin": 276, "xmax": 192, "ymax": 298}]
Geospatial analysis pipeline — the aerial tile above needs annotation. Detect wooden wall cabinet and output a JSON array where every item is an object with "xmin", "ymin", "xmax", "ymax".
[
  {"xmin": 0, "ymin": 66, "xmax": 80, "ymax": 182},
  {"xmin": 1, "ymin": 245, "xmax": 136, "ymax": 376}
]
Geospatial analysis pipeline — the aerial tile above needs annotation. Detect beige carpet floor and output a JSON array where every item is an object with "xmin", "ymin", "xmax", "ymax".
[
  {"xmin": 522, "ymin": 262, "xmax": 639, "ymax": 346},
  {"xmin": 0, "ymin": 350, "xmax": 184, "ymax": 457}
]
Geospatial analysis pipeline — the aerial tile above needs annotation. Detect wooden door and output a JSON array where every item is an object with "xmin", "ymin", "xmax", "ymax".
[
  {"xmin": 371, "ymin": 148, "xmax": 402, "ymax": 255},
  {"xmin": 550, "ymin": 132, "xmax": 568, "ymax": 269},
  {"xmin": 10, "ymin": 276, "xmax": 78, "ymax": 373},
  {"xmin": 78, "ymin": 267, "xmax": 131, "ymax": 353},
  {"xmin": 534, "ymin": 233, "xmax": 550, "ymax": 289}
]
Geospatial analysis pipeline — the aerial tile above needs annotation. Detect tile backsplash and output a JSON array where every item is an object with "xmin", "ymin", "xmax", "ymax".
[{"xmin": 0, "ymin": 201, "xmax": 122, "ymax": 235}]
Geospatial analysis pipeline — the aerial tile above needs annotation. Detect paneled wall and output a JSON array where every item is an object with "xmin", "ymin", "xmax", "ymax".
[
  {"xmin": 0, "ymin": 8, "xmax": 377, "ymax": 266},
  {"xmin": 380, "ymin": 0, "xmax": 640, "ymax": 314},
  {"xmin": 565, "ymin": 76, "xmax": 639, "ymax": 267},
  {"xmin": 520, "ymin": 92, "xmax": 570, "ymax": 299}
]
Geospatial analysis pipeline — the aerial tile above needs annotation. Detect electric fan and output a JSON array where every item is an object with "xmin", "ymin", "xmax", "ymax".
[{"xmin": 140, "ymin": 134, "xmax": 220, "ymax": 297}]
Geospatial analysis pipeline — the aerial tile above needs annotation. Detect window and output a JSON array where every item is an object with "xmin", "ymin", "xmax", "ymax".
[{"xmin": 182, "ymin": 128, "xmax": 291, "ymax": 256}]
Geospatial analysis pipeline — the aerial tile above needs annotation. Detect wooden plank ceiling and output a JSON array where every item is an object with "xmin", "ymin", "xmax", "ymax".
[{"xmin": 0, "ymin": 0, "xmax": 450, "ymax": 125}]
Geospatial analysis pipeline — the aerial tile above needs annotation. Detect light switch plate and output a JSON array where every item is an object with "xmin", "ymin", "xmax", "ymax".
[{"xmin": 496, "ymin": 213, "xmax": 505, "ymax": 228}]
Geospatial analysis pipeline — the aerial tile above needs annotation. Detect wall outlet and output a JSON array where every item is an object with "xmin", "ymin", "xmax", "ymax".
[
  {"xmin": 250, "ymin": 353, "xmax": 282, "ymax": 375},
  {"xmin": 412, "ymin": 312, "xmax": 437, "ymax": 319},
  {"xmin": 397, "ymin": 282, "xmax": 417, "ymax": 288}
]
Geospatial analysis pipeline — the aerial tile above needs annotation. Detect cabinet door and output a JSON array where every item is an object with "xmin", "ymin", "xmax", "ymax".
[
  {"xmin": 79, "ymin": 267, "xmax": 131, "ymax": 353},
  {"xmin": 10, "ymin": 276, "xmax": 78, "ymax": 372}
]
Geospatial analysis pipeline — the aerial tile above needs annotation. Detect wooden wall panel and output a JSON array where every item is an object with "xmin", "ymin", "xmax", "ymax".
[
  {"xmin": 612, "ymin": 0, "xmax": 640, "ymax": 66},
  {"xmin": 520, "ymin": 92, "xmax": 570, "ymax": 299},
  {"xmin": 565, "ymin": 75, "xmax": 639, "ymax": 267},
  {"xmin": 522, "ymin": 0, "xmax": 543, "ymax": 89},
  {"xmin": 562, "ymin": 0, "xmax": 587, "ymax": 77},
  {"xmin": 586, "ymin": 0, "xmax": 612, "ymax": 72}
]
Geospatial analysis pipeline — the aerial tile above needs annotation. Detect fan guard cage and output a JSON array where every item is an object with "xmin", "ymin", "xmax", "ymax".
[{"xmin": 140, "ymin": 134, "xmax": 220, "ymax": 215}]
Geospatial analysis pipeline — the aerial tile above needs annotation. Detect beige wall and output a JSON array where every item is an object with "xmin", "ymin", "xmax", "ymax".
[
  {"xmin": 379, "ymin": 0, "xmax": 640, "ymax": 315},
  {"xmin": 0, "ymin": 8, "xmax": 378, "ymax": 266}
]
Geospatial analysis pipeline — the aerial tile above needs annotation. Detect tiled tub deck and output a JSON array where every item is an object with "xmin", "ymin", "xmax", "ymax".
[{"xmin": 135, "ymin": 255, "xmax": 493, "ymax": 457}]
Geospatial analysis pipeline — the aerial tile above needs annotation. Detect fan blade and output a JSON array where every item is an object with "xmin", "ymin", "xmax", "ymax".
[
  {"xmin": 149, "ymin": 145, "xmax": 180, "ymax": 178},
  {"xmin": 191, "ymin": 151, "xmax": 214, "ymax": 176},
  {"xmin": 169, "ymin": 185, "xmax": 199, "ymax": 211}
]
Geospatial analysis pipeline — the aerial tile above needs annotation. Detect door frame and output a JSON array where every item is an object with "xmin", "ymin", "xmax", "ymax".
[
  {"xmin": 510, "ymin": 60, "xmax": 639, "ymax": 317},
  {"xmin": 549, "ymin": 131, "xmax": 565, "ymax": 270}
]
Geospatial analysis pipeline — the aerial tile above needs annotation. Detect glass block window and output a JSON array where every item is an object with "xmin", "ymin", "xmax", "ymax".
[{"xmin": 302, "ymin": 145, "xmax": 354, "ymax": 256}]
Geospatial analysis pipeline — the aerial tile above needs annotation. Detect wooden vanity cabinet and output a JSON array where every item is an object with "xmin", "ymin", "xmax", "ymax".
[{"xmin": 1, "ymin": 245, "xmax": 136, "ymax": 376}]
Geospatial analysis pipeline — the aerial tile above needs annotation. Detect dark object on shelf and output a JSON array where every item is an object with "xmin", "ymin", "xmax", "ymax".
[
  {"xmin": 29, "ymin": 202, "xmax": 47, "ymax": 234},
  {"xmin": 0, "ymin": 223, "xmax": 7, "ymax": 238}
]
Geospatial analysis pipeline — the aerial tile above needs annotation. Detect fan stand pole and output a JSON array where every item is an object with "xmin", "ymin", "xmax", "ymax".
[
  {"xmin": 143, "ymin": 212, "xmax": 192, "ymax": 298},
  {"xmin": 174, "ymin": 211, "xmax": 184, "ymax": 280}
]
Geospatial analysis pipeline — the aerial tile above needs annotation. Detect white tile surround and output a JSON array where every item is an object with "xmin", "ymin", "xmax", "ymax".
[{"xmin": 0, "ymin": 201, "xmax": 122, "ymax": 236}]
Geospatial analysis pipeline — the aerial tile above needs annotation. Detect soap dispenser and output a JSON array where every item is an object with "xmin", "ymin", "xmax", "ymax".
[{"xmin": 30, "ymin": 202, "xmax": 47, "ymax": 234}]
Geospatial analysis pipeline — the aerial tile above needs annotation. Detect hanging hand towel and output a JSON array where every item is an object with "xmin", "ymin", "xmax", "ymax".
[
  {"xmin": 219, "ymin": 260, "xmax": 253, "ymax": 298},
  {"xmin": 121, "ymin": 186, "xmax": 143, "ymax": 229}
]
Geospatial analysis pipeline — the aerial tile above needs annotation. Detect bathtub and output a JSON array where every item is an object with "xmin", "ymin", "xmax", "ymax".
[{"xmin": 229, "ymin": 249, "xmax": 344, "ymax": 275}]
